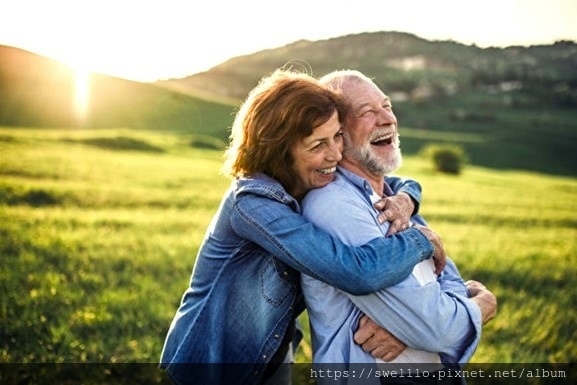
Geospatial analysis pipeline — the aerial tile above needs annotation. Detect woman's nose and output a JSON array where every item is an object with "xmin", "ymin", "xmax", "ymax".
[{"xmin": 327, "ymin": 141, "xmax": 343, "ymax": 162}]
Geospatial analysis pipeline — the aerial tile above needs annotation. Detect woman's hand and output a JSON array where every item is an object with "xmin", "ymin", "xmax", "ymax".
[
  {"xmin": 374, "ymin": 193, "xmax": 414, "ymax": 236},
  {"xmin": 413, "ymin": 225, "xmax": 447, "ymax": 274}
]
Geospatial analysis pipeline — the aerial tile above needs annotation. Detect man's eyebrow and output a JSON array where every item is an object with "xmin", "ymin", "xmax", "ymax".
[
  {"xmin": 353, "ymin": 101, "xmax": 371, "ymax": 110},
  {"xmin": 354, "ymin": 97, "xmax": 390, "ymax": 110}
]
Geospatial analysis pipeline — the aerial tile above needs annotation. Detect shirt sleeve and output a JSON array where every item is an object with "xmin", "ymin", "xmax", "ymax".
[
  {"xmin": 438, "ymin": 257, "xmax": 469, "ymax": 297},
  {"xmin": 231, "ymin": 191, "xmax": 434, "ymax": 295},
  {"xmin": 344, "ymin": 278, "xmax": 482, "ymax": 363}
]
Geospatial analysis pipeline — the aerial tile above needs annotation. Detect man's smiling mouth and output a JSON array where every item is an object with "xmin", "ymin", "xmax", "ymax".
[{"xmin": 370, "ymin": 132, "xmax": 394, "ymax": 146}]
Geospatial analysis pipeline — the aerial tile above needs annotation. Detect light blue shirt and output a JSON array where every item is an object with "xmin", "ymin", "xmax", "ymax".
[{"xmin": 301, "ymin": 168, "xmax": 482, "ymax": 368}]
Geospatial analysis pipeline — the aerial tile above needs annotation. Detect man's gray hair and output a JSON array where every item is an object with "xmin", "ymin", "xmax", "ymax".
[{"xmin": 319, "ymin": 70, "xmax": 376, "ymax": 96}]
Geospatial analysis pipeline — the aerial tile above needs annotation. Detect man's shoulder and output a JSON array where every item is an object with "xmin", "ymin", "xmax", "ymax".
[
  {"xmin": 303, "ymin": 172, "xmax": 355, "ymax": 203},
  {"xmin": 302, "ymin": 172, "xmax": 368, "ymax": 221}
]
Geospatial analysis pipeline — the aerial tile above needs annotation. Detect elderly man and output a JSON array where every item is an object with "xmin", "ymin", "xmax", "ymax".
[{"xmin": 301, "ymin": 70, "xmax": 497, "ymax": 384}]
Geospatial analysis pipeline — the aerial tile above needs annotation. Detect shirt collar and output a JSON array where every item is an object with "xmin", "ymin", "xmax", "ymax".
[{"xmin": 337, "ymin": 166, "xmax": 394, "ymax": 197}]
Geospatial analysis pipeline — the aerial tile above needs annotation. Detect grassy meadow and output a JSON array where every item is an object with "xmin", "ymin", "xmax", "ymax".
[{"xmin": 1, "ymin": 126, "xmax": 576, "ymax": 371}]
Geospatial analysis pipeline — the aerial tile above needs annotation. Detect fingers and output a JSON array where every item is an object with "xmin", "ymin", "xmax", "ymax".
[
  {"xmin": 433, "ymin": 252, "xmax": 447, "ymax": 275},
  {"xmin": 370, "ymin": 342, "xmax": 406, "ymax": 362},
  {"xmin": 375, "ymin": 196, "xmax": 412, "ymax": 230},
  {"xmin": 376, "ymin": 206, "xmax": 395, "ymax": 224},
  {"xmin": 353, "ymin": 315, "xmax": 375, "ymax": 345},
  {"xmin": 466, "ymin": 280, "xmax": 498, "ymax": 324},
  {"xmin": 466, "ymin": 280, "xmax": 486, "ymax": 289},
  {"xmin": 384, "ymin": 218, "xmax": 410, "ymax": 235},
  {"xmin": 466, "ymin": 280, "xmax": 487, "ymax": 296},
  {"xmin": 360, "ymin": 330, "xmax": 406, "ymax": 362},
  {"xmin": 470, "ymin": 288, "xmax": 498, "ymax": 324},
  {"xmin": 414, "ymin": 225, "xmax": 446, "ymax": 274},
  {"xmin": 354, "ymin": 316, "xmax": 407, "ymax": 362}
]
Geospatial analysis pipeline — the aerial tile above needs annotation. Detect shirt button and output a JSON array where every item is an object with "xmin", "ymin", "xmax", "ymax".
[
  {"xmin": 262, "ymin": 354, "xmax": 267, "ymax": 359},
  {"xmin": 274, "ymin": 334, "xmax": 280, "ymax": 339},
  {"xmin": 283, "ymin": 271, "xmax": 288, "ymax": 276}
]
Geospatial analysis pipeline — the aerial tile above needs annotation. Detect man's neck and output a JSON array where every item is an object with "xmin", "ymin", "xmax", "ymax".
[{"xmin": 339, "ymin": 158, "xmax": 385, "ymax": 195}]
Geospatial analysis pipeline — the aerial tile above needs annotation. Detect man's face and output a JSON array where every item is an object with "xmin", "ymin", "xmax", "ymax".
[{"xmin": 342, "ymin": 79, "xmax": 402, "ymax": 176}]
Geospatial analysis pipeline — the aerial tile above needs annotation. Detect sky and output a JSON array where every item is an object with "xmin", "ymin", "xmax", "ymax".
[{"xmin": 1, "ymin": 0, "xmax": 576, "ymax": 82}]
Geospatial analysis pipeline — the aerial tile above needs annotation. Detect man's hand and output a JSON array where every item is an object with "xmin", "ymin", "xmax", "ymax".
[
  {"xmin": 466, "ymin": 280, "xmax": 498, "ymax": 324},
  {"xmin": 413, "ymin": 225, "xmax": 446, "ymax": 275},
  {"xmin": 374, "ymin": 193, "xmax": 414, "ymax": 236},
  {"xmin": 354, "ymin": 315, "xmax": 406, "ymax": 361}
]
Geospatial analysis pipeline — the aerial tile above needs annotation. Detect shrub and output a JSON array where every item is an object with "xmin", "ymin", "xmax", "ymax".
[
  {"xmin": 189, "ymin": 134, "xmax": 226, "ymax": 150},
  {"xmin": 421, "ymin": 144, "xmax": 468, "ymax": 174}
]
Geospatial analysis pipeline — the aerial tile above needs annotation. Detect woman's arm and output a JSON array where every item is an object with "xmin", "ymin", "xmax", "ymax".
[{"xmin": 231, "ymin": 193, "xmax": 434, "ymax": 295}]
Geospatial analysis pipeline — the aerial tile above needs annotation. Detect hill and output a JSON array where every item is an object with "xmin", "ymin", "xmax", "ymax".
[
  {"xmin": 1, "ymin": 31, "xmax": 576, "ymax": 177},
  {"xmin": 0, "ymin": 45, "xmax": 234, "ymax": 142},
  {"xmin": 160, "ymin": 31, "xmax": 577, "ymax": 176},
  {"xmin": 162, "ymin": 31, "xmax": 577, "ymax": 107}
]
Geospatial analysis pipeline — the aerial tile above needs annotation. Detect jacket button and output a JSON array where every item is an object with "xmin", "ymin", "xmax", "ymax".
[{"xmin": 274, "ymin": 334, "xmax": 280, "ymax": 338}]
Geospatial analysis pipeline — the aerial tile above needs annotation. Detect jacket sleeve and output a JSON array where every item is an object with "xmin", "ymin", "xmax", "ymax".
[{"xmin": 231, "ymin": 193, "xmax": 434, "ymax": 295}]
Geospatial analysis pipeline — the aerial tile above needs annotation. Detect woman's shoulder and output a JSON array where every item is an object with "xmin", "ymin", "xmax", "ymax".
[{"xmin": 234, "ymin": 173, "xmax": 295, "ymax": 204}]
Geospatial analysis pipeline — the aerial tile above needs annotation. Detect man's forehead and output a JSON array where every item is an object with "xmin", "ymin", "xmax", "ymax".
[
  {"xmin": 351, "ymin": 93, "xmax": 390, "ymax": 110},
  {"xmin": 346, "ymin": 80, "xmax": 387, "ymax": 99}
]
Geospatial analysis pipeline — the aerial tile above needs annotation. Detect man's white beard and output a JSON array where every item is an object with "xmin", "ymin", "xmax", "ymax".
[{"xmin": 345, "ymin": 137, "xmax": 403, "ymax": 176}]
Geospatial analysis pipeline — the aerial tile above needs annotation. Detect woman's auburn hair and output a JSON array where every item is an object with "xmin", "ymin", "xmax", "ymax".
[{"xmin": 223, "ymin": 69, "xmax": 348, "ymax": 191}]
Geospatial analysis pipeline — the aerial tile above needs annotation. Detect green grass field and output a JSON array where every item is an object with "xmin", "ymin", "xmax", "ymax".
[{"xmin": 1, "ymin": 127, "xmax": 576, "ymax": 368}]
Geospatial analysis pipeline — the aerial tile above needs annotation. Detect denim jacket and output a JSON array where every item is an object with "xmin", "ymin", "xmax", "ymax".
[{"xmin": 160, "ymin": 173, "xmax": 433, "ymax": 385}]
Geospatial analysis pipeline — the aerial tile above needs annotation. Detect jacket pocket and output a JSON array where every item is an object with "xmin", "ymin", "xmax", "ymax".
[{"xmin": 259, "ymin": 258, "xmax": 294, "ymax": 307}]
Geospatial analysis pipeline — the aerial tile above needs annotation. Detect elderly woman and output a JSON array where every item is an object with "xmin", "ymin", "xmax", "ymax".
[{"xmin": 160, "ymin": 69, "xmax": 442, "ymax": 385}]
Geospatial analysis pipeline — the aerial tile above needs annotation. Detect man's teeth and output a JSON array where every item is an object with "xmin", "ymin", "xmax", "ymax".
[
  {"xmin": 371, "ymin": 133, "xmax": 393, "ymax": 145},
  {"xmin": 318, "ymin": 167, "xmax": 336, "ymax": 175}
]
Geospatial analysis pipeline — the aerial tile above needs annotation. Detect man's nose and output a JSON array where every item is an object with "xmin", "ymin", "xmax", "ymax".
[{"xmin": 376, "ymin": 107, "xmax": 396, "ymax": 126}]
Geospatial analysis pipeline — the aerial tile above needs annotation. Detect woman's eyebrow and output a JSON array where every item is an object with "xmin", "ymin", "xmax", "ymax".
[{"xmin": 303, "ymin": 136, "xmax": 327, "ymax": 147}]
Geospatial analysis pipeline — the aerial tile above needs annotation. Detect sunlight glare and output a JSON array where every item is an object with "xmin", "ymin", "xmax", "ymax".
[{"xmin": 74, "ymin": 67, "xmax": 91, "ymax": 123}]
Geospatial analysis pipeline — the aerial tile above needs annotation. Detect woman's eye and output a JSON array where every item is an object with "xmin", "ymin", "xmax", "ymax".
[{"xmin": 311, "ymin": 142, "xmax": 326, "ymax": 151}]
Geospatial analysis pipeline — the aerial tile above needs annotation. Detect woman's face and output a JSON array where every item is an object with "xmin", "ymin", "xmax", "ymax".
[{"xmin": 290, "ymin": 111, "xmax": 344, "ymax": 200}]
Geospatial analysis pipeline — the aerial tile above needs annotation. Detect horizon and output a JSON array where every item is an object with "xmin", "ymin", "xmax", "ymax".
[
  {"xmin": 1, "ymin": 0, "xmax": 576, "ymax": 82},
  {"xmin": 3, "ymin": 31, "xmax": 575, "ymax": 84}
]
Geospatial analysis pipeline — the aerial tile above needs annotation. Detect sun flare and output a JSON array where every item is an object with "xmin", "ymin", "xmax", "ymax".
[{"xmin": 73, "ymin": 67, "xmax": 91, "ymax": 123}]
